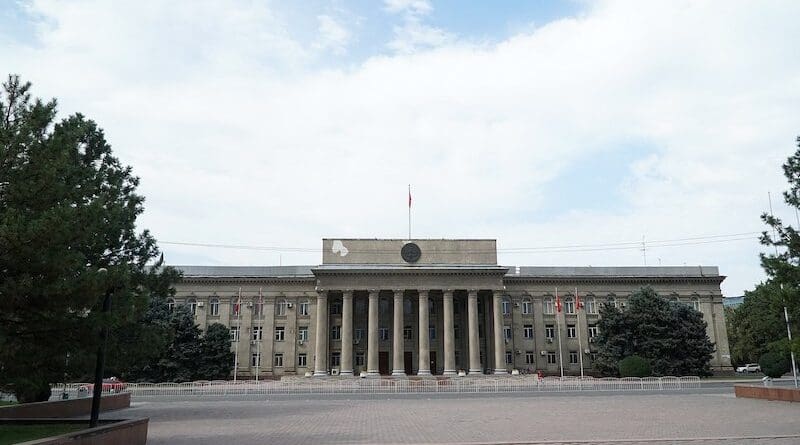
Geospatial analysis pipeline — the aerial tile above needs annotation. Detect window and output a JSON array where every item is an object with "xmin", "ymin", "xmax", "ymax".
[
  {"xmin": 547, "ymin": 351, "xmax": 557, "ymax": 364},
  {"xmin": 429, "ymin": 326, "xmax": 436, "ymax": 340},
  {"xmin": 275, "ymin": 299, "xmax": 287, "ymax": 316},
  {"xmin": 588, "ymin": 325, "xmax": 598, "ymax": 338},
  {"xmin": 231, "ymin": 298, "xmax": 241, "ymax": 317},
  {"xmin": 404, "ymin": 298, "xmax": 412, "ymax": 315},
  {"xmin": 501, "ymin": 298, "xmax": 511, "ymax": 315},
  {"xmin": 253, "ymin": 299, "xmax": 263, "ymax": 317},
  {"xmin": 567, "ymin": 325, "xmax": 576, "ymax": 338},
  {"xmin": 331, "ymin": 352, "xmax": 341, "ymax": 367},
  {"xmin": 525, "ymin": 351, "xmax": 535, "ymax": 365},
  {"xmin": 404, "ymin": 326, "xmax": 412, "ymax": 340},
  {"xmin": 251, "ymin": 353, "xmax": 261, "ymax": 367},
  {"xmin": 590, "ymin": 352, "xmax": 598, "ymax": 361},
  {"xmin": 187, "ymin": 298, "xmax": 197, "ymax": 315},
  {"xmin": 503, "ymin": 325, "xmax": 512, "ymax": 340},
  {"xmin": 252, "ymin": 326, "xmax": 263, "ymax": 341},
  {"xmin": 230, "ymin": 326, "xmax": 240, "ymax": 342},
  {"xmin": 585, "ymin": 297, "xmax": 597, "ymax": 314},
  {"xmin": 298, "ymin": 353, "xmax": 307, "ymax": 367},
  {"xmin": 564, "ymin": 297, "xmax": 575, "ymax": 314},
  {"xmin": 379, "ymin": 328, "xmax": 389, "ymax": 341},
  {"xmin": 166, "ymin": 298, "xmax": 175, "ymax": 312},
  {"xmin": 330, "ymin": 302, "xmax": 342, "ymax": 315},
  {"xmin": 522, "ymin": 298, "xmax": 532, "ymax": 315},
  {"xmin": 209, "ymin": 298, "xmax": 220, "ymax": 316},
  {"xmin": 274, "ymin": 353, "xmax": 283, "ymax": 367},
  {"xmin": 331, "ymin": 325, "xmax": 341, "ymax": 340},
  {"xmin": 274, "ymin": 326, "xmax": 285, "ymax": 341},
  {"xmin": 299, "ymin": 300, "xmax": 309, "ymax": 316},
  {"xmin": 569, "ymin": 351, "xmax": 578, "ymax": 364},
  {"xmin": 454, "ymin": 325, "xmax": 460, "ymax": 339},
  {"xmin": 544, "ymin": 297, "xmax": 554, "ymax": 315},
  {"xmin": 523, "ymin": 325, "xmax": 534, "ymax": 339},
  {"xmin": 355, "ymin": 328, "xmax": 364, "ymax": 341},
  {"xmin": 545, "ymin": 325, "xmax": 555, "ymax": 339},
  {"xmin": 692, "ymin": 297, "xmax": 701, "ymax": 311},
  {"xmin": 505, "ymin": 351, "xmax": 513, "ymax": 364},
  {"xmin": 607, "ymin": 296, "xmax": 617, "ymax": 309},
  {"xmin": 355, "ymin": 352, "xmax": 365, "ymax": 366},
  {"xmin": 298, "ymin": 326, "xmax": 308, "ymax": 342}
]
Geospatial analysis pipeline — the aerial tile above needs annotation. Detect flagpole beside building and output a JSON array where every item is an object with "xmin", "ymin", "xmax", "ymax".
[
  {"xmin": 575, "ymin": 287, "xmax": 585, "ymax": 380},
  {"xmin": 256, "ymin": 288, "xmax": 263, "ymax": 382},
  {"xmin": 555, "ymin": 287, "xmax": 564, "ymax": 379},
  {"xmin": 408, "ymin": 184, "xmax": 412, "ymax": 240},
  {"xmin": 233, "ymin": 287, "xmax": 241, "ymax": 382}
]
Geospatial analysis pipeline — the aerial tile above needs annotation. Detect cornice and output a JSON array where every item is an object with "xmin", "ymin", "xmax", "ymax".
[{"xmin": 503, "ymin": 276, "xmax": 725, "ymax": 285}]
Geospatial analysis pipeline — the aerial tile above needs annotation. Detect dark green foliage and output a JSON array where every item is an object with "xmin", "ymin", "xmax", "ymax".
[
  {"xmin": 594, "ymin": 287, "xmax": 714, "ymax": 377},
  {"xmin": 0, "ymin": 75, "xmax": 178, "ymax": 398},
  {"xmin": 759, "ymin": 352, "xmax": 790, "ymax": 378},
  {"xmin": 618, "ymin": 355, "xmax": 651, "ymax": 377},
  {"xmin": 199, "ymin": 323, "xmax": 234, "ymax": 380},
  {"xmin": 726, "ymin": 282, "xmax": 796, "ymax": 366},
  {"xmin": 12, "ymin": 378, "xmax": 52, "ymax": 404}
]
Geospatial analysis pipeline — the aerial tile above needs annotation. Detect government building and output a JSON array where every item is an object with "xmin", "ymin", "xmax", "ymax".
[{"xmin": 171, "ymin": 239, "xmax": 732, "ymax": 378}]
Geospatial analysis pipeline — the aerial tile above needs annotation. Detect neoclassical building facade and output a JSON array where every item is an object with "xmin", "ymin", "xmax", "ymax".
[{"xmin": 171, "ymin": 239, "xmax": 732, "ymax": 377}]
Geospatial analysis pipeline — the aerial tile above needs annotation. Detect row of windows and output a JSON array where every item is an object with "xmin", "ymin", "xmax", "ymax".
[{"xmin": 170, "ymin": 295, "xmax": 703, "ymax": 318}]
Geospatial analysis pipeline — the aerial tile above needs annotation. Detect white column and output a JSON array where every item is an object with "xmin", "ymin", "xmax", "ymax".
[
  {"xmin": 443, "ymin": 290, "xmax": 456, "ymax": 376},
  {"xmin": 418, "ymin": 290, "xmax": 431, "ymax": 375},
  {"xmin": 367, "ymin": 290, "xmax": 380, "ymax": 377},
  {"xmin": 340, "ymin": 290, "xmax": 354, "ymax": 376},
  {"xmin": 467, "ymin": 290, "xmax": 481, "ymax": 375},
  {"xmin": 493, "ymin": 292, "xmax": 508, "ymax": 374},
  {"xmin": 392, "ymin": 290, "xmax": 406, "ymax": 376},
  {"xmin": 313, "ymin": 290, "xmax": 328, "ymax": 377}
]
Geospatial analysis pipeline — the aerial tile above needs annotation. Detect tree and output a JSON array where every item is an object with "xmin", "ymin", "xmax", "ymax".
[
  {"xmin": 728, "ymin": 136, "xmax": 800, "ymax": 363},
  {"xmin": 759, "ymin": 352, "xmax": 790, "ymax": 378},
  {"xmin": 198, "ymin": 323, "xmax": 234, "ymax": 380},
  {"xmin": 594, "ymin": 287, "xmax": 715, "ymax": 377},
  {"xmin": 618, "ymin": 355, "xmax": 651, "ymax": 377},
  {"xmin": 0, "ymin": 75, "xmax": 175, "ymax": 400}
]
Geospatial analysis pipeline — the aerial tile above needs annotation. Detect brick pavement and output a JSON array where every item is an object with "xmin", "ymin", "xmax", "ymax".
[{"xmin": 122, "ymin": 392, "xmax": 800, "ymax": 445}]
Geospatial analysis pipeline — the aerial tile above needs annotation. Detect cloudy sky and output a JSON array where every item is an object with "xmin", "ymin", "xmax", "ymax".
[{"xmin": 3, "ymin": 0, "xmax": 799, "ymax": 296}]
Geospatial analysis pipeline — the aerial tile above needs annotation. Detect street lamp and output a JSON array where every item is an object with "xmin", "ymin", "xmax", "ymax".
[{"xmin": 89, "ymin": 268, "xmax": 111, "ymax": 428}]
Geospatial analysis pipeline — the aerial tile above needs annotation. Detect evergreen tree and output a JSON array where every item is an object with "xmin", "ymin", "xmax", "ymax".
[
  {"xmin": 594, "ymin": 287, "xmax": 714, "ymax": 376},
  {"xmin": 199, "ymin": 323, "xmax": 234, "ymax": 380},
  {"xmin": 0, "ymin": 75, "xmax": 175, "ymax": 399}
]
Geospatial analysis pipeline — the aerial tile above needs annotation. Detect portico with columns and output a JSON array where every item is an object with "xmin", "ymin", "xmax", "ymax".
[{"xmin": 311, "ymin": 238, "xmax": 509, "ymax": 376}]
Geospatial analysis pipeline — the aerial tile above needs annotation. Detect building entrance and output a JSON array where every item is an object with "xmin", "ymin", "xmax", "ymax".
[
  {"xmin": 379, "ymin": 352, "xmax": 389, "ymax": 375},
  {"xmin": 404, "ymin": 351, "xmax": 413, "ymax": 375}
]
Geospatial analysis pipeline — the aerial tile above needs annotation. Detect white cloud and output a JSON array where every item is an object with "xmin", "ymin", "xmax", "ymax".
[
  {"xmin": 383, "ymin": 0, "xmax": 453, "ymax": 53},
  {"xmin": 3, "ymin": 0, "xmax": 800, "ymax": 297},
  {"xmin": 313, "ymin": 15, "xmax": 351, "ymax": 55}
]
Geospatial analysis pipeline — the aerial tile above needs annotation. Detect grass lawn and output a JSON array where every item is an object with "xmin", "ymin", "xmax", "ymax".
[
  {"xmin": 702, "ymin": 374, "xmax": 764, "ymax": 380},
  {"xmin": 0, "ymin": 401, "xmax": 16, "ymax": 406},
  {"xmin": 0, "ymin": 424, "xmax": 87, "ymax": 445}
]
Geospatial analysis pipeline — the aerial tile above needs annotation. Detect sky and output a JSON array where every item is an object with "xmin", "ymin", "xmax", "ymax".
[{"xmin": 2, "ymin": 0, "xmax": 800, "ymax": 297}]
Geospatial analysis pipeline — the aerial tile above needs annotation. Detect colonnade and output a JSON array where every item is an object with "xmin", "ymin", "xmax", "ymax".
[{"xmin": 313, "ymin": 289, "xmax": 507, "ymax": 377}]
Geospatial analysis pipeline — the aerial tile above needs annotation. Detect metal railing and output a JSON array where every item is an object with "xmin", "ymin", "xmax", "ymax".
[{"xmin": 52, "ymin": 376, "xmax": 701, "ymax": 398}]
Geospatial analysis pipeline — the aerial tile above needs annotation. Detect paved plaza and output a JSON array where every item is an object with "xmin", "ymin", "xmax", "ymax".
[{"xmin": 121, "ymin": 389, "xmax": 800, "ymax": 445}]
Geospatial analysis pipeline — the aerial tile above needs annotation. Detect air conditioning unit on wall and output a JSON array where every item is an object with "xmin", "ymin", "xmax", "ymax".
[
  {"xmin": 540, "ymin": 351, "xmax": 547, "ymax": 356},
  {"xmin": 287, "ymin": 303, "xmax": 293, "ymax": 308},
  {"xmin": 197, "ymin": 302, "xmax": 204, "ymax": 307}
]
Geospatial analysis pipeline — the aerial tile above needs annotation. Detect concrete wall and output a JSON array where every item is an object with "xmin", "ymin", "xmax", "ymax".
[
  {"xmin": 0, "ymin": 393, "xmax": 130, "ymax": 419},
  {"xmin": 735, "ymin": 384, "xmax": 800, "ymax": 402},
  {"xmin": 1, "ymin": 418, "xmax": 148, "ymax": 445},
  {"xmin": 322, "ymin": 239, "xmax": 497, "ymax": 265}
]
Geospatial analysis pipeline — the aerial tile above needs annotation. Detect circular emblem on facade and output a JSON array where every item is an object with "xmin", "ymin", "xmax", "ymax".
[{"xmin": 401, "ymin": 242, "xmax": 421, "ymax": 263}]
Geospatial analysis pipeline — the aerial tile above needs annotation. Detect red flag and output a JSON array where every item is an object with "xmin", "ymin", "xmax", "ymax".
[
  {"xmin": 576, "ymin": 291, "xmax": 583, "ymax": 310},
  {"xmin": 556, "ymin": 293, "xmax": 562, "ymax": 313}
]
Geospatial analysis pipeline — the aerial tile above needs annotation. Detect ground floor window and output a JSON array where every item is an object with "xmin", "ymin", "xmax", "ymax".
[
  {"xmin": 525, "ymin": 351, "xmax": 535, "ymax": 365},
  {"xmin": 355, "ymin": 352, "xmax": 365, "ymax": 366},
  {"xmin": 569, "ymin": 351, "xmax": 578, "ymax": 364},
  {"xmin": 251, "ymin": 353, "xmax": 260, "ymax": 367},
  {"xmin": 505, "ymin": 351, "xmax": 513, "ymax": 364},
  {"xmin": 298, "ymin": 353, "xmax": 307, "ymax": 367},
  {"xmin": 404, "ymin": 326, "xmax": 412, "ymax": 340},
  {"xmin": 274, "ymin": 353, "xmax": 284, "ymax": 367},
  {"xmin": 331, "ymin": 352, "xmax": 341, "ymax": 367},
  {"xmin": 547, "ymin": 352, "xmax": 556, "ymax": 364},
  {"xmin": 379, "ymin": 328, "xmax": 389, "ymax": 341}
]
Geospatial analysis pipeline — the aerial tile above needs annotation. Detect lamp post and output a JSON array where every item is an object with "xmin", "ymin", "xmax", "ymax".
[{"xmin": 89, "ymin": 268, "xmax": 111, "ymax": 428}]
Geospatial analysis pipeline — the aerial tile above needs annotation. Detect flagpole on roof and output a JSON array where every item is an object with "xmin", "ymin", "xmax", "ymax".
[{"xmin": 408, "ymin": 184, "xmax": 412, "ymax": 240}]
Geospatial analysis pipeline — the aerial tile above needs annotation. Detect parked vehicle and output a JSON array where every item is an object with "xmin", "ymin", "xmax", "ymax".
[
  {"xmin": 79, "ymin": 377, "xmax": 126, "ymax": 393},
  {"xmin": 736, "ymin": 363, "xmax": 761, "ymax": 373}
]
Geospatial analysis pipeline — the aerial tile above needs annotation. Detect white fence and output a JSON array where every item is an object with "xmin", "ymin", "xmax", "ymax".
[{"xmin": 53, "ymin": 376, "xmax": 701, "ymax": 398}]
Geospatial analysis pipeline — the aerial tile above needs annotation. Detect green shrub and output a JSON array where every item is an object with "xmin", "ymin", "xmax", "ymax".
[
  {"xmin": 759, "ymin": 352, "xmax": 790, "ymax": 378},
  {"xmin": 13, "ymin": 378, "xmax": 52, "ymax": 403},
  {"xmin": 619, "ymin": 355, "xmax": 651, "ymax": 377}
]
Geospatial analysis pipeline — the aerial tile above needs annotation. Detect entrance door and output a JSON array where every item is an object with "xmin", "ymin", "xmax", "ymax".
[
  {"xmin": 404, "ymin": 351, "xmax": 413, "ymax": 375},
  {"xmin": 429, "ymin": 351, "xmax": 437, "ymax": 375},
  {"xmin": 379, "ymin": 352, "xmax": 389, "ymax": 375}
]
